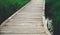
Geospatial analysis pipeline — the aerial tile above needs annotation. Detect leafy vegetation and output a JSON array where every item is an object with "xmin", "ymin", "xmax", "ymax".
[{"xmin": 0, "ymin": 0, "xmax": 30, "ymax": 24}]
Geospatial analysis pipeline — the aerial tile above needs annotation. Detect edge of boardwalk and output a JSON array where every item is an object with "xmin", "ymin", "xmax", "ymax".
[{"xmin": 0, "ymin": 1, "xmax": 31, "ymax": 28}]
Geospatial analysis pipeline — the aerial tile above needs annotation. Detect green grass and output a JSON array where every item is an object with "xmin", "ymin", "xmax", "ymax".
[{"xmin": 0, "ymin": 0, "xmax": 30, "ymax": 24}]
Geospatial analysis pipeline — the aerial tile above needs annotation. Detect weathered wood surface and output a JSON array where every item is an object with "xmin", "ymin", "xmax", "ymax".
[{"xmin": 0, "ymin": 0, "xmax": 51, "ymax": 35}]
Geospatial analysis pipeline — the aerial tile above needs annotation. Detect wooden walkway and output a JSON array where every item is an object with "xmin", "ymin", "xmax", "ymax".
[{"xmin": 0, "ymin": 0, "xmax": 51, "ymax": 35}]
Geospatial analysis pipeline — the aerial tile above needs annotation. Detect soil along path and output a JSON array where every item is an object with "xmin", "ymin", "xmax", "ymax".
[{"xmin": 0, "ymin": 0, "xmax": 51, "ymax": 35}]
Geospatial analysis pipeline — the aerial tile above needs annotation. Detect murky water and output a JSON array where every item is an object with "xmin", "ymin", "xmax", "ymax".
[{"xmin": 45, "ymin": 0, "xmax": 60, "ymax": 35}]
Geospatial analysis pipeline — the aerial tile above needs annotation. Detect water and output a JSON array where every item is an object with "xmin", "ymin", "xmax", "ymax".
[
  {"xmin": 45, "ymin": 18, "xmax": 54, "ymax": 35},
  {"xmin": 45, "ymin": 0, "xmax": 60, "ymax": 35}
]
